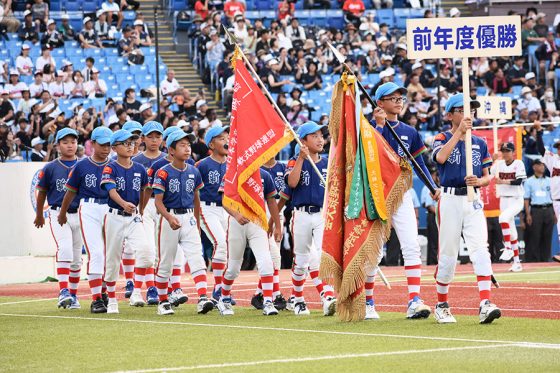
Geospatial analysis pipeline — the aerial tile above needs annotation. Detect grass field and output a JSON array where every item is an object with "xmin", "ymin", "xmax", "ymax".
[{"xmin": 1, "ymin": 264, "xmax": 559, "ymax": 372}]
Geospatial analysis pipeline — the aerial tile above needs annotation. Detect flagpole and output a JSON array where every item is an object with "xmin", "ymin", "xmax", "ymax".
[
  {"xmin": 223, "ymin": 26, "xmax": 327, "ymax": 186},
  {"xmin": 473, "ymin": 121, "xmax": 559, "ymax": 130}
]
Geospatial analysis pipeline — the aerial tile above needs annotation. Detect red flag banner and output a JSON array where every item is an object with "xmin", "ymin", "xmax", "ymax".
[
  {"xmin": 222, "ymin": 49, "xmax": 294, "ymax": 230},
  {"xmin": 320, "ymin": 74, "xmax": 412, "ymax": 321}
]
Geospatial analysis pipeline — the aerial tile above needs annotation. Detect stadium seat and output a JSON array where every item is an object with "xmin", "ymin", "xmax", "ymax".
[
  {"xmin": 393, "ymin": 8, "xmax": 410, "ymax": 29},
  {"xmin": 377, "ymin": 9, "xmax": 395, "ymax": 28},
  {"xmin": 64, "ymin": 1, "xmax": 81, "ymax": 12}
]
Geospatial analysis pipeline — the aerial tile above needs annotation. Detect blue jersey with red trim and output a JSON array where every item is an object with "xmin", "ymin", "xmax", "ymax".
[
  {"xmin": 152, "ymin": 163, "xmax": 204, "ymax": 209},
  {"xmin": 132, "ymin": 151, "xmax": 167, "ymax": 170},
  {"xmin": 147, "ymin": 156, "xmax": 195, "ymax": 186},
  {"xmin": 100, "ymin": 161, "xmax": 149, "ymax": 209},
  {"xmin": 218, "ymin": 168, "xmax": 277, "ymax": 200},
  {"xmin": 431, "ymin": 131, "xmax": 492, "ymax": 188},
  {"xmin": 36, "ymin": 159, "xmax": 79, "ymax": 209},
  {"xmin": 285, "ymin": 156, "xmax": 328, "ymax": 207},
  {"xmin": 261, "ymin": 161, "xmax": 291, "ymax": 200},
  {"xmin": 65, "ymin": 157, "xmax": 109, "ymax": 200},
  {"xmin": 195, "ymin": 157, "xmax": 226, "ymax": 204}
]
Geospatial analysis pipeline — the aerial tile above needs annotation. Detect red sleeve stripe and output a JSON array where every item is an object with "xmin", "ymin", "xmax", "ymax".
[
  {"xmin": 65, "ymin": 184, "xmax": 78, "ymax": 193},
  {"xmin": 412, "ymin": 146, "xmax": 427, "ymax": 158},
  {"xmin": 279, "ymin": 191, "xmax": 291, "ymax": 200},
  {"xmin": 152, "ymin": 184, "xmax": 166, "ymax": 192}
]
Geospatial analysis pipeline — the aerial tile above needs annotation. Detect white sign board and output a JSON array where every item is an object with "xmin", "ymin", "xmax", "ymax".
[
  {"xmin": 476, "ymin": 96, "xmax": 512, "ymax": 120},
  {"xmin": 406, "ymin": 16, "xmax": 522, "ymax": 59}
]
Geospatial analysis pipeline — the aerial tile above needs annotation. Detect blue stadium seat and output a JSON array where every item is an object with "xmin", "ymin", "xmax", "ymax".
[
  {"xmin": 256, "ymin": 0, "xmax": 270, "ymax": 10},
  {"xmin": 65, "ymin": 1, "xmax": 81, "ymax": 12},
  {"xmin": 103, "ymin": 48, "xmax": 119, "ymax": 57},
  {"xmin": 83, "ymin": 49, "xmax": 103, "ymax": 58},
  {"xmin": 82, "ymin": 3, "xmax": 97, "ymax": 12},
  {"xmin": 377, "ymin": 9, "xmax": 395, "ymax": 28},
  {"xmin": 393, "ymin": 8, "xmax": 410, "ymax": 29}
]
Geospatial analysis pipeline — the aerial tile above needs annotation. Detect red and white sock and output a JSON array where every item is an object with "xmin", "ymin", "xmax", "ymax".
[
  {"xmin": 273, "ymin": 269, "xmax": 281, "ymax": 298},
  {"xmin": 171, "ymin": 266, "xmax": 182, "ymax": 291},
  {"xmin": 291, "ymin": 268, "xmax": 306, "ymax": 302},
  {"xmin": 106, "ymin": 281, "xmax": 117, "ymax": 301},
  {"xmin": 134, "ymin": 267, "xmax": 146, "ymax": 290},
  {"xmin": 500, "ymin": 222, "xmax": 511, "ymax": 250},
  {"xmin": 404, "ymin": 264, "xmax": 422, "ymax": 300},
  {"xmin": 56, "ymin": 261, "xmax": 71, "ymax": 291},
  {"xmin": 255, "ymin": 279, "xmax": 263, "ymax": 295},
  {"xmin": 192, "ymin": 269, "xmax": 208, "ymax": 297},
  {"xmin": 512, "ymin": 240, "xmax": 520, "ymax": 264},
  {"xmin": 145, "ymin": 267, "xmax": 155, "ymax": 288},
  {"xmin": 101, "ymin": 281, "xmax": 107, "ymax": 295},
  {"xmin": 261, "ymin": 275, "xmax": 274, "ymax": 303},
  {"xmin": 122, "ymin": 253, "xmax": 135, "ymax": 281},
  {"xmin": 436, "ymin": 281, "xmax": 449, "ymax": 304},
  {"xmin": 155, "ymin": 275, "xmax": 169, "ymax": 302},
  {"xmin": 365, "ymin": 275, "xmax": 375, "ymax": 303},
  {"xmin": 88, "ymin": 274, "xmax": 103, "ymax": 300},
  {"xmin": 221, "ymin": 276, "xmax": 234, "ymax": 298},
  {"xmin": 477, "ymin": 275, "xmax": 491, "ymax": 306},
  {"xmin": 310, "ymin": 270, "xmax": 334, "ymax": 298},
  {"xmin": 211, "ymin": 260, "xmax": 226, "ymax": 292},
  {"xmin": 69, "ymin": 269, "xmax": 80, "ymax": 295}
]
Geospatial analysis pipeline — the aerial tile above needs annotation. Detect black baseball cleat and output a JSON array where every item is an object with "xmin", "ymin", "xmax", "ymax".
[
  {"xmin": 273, "ymin": 294, "xmax": 287, "ymax": 311},
  {"xmin": 251, "ymin": 293, "xmax": 264, "ymax": 310},
  {"xmin": 90, "ymin": 297, "xmax": 107, "ymax": 314},
  {"xmin": 101, "ymin": 293, "xmax": 109, "ymax": 307}
]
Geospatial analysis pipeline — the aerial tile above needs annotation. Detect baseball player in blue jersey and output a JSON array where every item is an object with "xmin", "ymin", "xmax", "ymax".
[
  {"xmin": 432, "ymin": 93, "xmax": 501, "ymax": 324},
  {"xmin": 100, "ymin": 130, "xmax": 153, "ymax": 314},
  {"xmin": 59, "ymin": 126, "xmax": 112, "ymax": 314},
  {"xmin": 194, "ymin": 126, "xmax": 229, "ymax": 303},
  {"xmin": 286, "ymin": 121, "xmax": 336, "ymax": 316},
  {"xmin": 368, "ymin": 82, "xmax": 437, "ymax": 320},
  {"xmin": 152, "ymin": 130, "xmax": 215, "ymax": 316},
  {"xmin": 122, "ymin": 121, "xmax": 143, "ymax": 157},
  {"xmin": 35, "ymin": 128, "xmax": 82, "ymax": 309}
]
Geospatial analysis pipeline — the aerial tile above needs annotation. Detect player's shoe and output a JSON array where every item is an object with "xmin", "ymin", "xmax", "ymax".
[
  {"xmin": 197, "ymin": 296, "xmax": 214, "ymax": 314},
  {"xmin": 57, "ymin": 288, "xmax": 72, "ymax": 309},
  {"xmin": 107, "ymin": 300, "xmax": 119, "ymax": 314},
  {"xmin": 101, "ymin": 293, "xmax": 109, "ymax": 307},
  {"xmin": 406, "ymin": 296, "xmax": 431, "ymax": 319},
  {"xmin": 294, "ymin": 301, "xmax": 310, "ymax": 316},
  {"xmin": 90, "ymin": 297, "xmax": 107, "ymax": 314},
  {"xmin": 217, "ymin": 297, "xmax": 234, "ymax": 316},
  {"xmin": 286, "ymin": 296, "xmax": 295, "ymax": 311},
  {"xmin": 157, "ymin": 301, "xmax": 174, "ymax": 315},
  {"xmin": 146, "ymin": 286, "xmax": 159, "ymax": 305},
  {"xmin": 69, "ymin": 294, "xmax": 81, "ymax": 309},
  {"xmin": 365, "ymin": 300, "xmax": 380, "ymax": 320},
  {"xmin": 553, "ymin": 255, "xmax": 560, "ymax": 263},
  {"xmin": 251, "ymin": 293, "xmax": 264, "ymax": 310},
  {"xmin": 262, "ymin": 301, "xmax": 279, "ymax": 316},
  {"xmin": 322, "ymin": 296, "xmax": 336, "ymax": 316},
  {"xmin": 230, "ymin": 293, "xmax": 237, "ymax": 306},
  {"xmin": 273, "ymin": 294, "xmax": 287, "ymax": 311},
  {"xmin": 434, "ymin": 302, "xmax": 456, "ymax": 324},
  {"xmin": 499, "ymin": 248, "xmax": 514, "ymax": 262},
  {"xmin": 479, "ymin": 301, "xmax": 501, "ymax": 324},
  {"xmin": 129, "ymin": 290, "xmax": 146, "ymax": 307},
  {"xmin": 169, "ymin": 288, "xmax": 188, "ymax": 307},
  {"xmin": 124, "ymin": 280, "xmax": 134, "ymax": 299},
  {"xmin": 509, "ymin": 262, "xmax": 523, "ymax": 272}
]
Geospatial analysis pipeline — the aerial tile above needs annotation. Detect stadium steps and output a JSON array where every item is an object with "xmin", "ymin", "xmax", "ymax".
[
  {"xmin": 138, "ymin": 0, "xmax": 175, "ymax": 51},
  {"xmin": 441, "ymin": 0, "xmax": 473, "ymax": 17}
]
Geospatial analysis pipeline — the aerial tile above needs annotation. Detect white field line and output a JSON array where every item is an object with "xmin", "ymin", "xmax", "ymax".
[
  {"xmin": 1, "ymin": 313, "xmax": 559, "ymax": 350},
  {"xmin": 109, "ymin": 344, "xmax": 516, "ymax": 373}
]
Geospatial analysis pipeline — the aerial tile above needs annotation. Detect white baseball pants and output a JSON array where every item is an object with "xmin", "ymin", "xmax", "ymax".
[
  {"xmin": 290, "ymin": 209, "xmax": 323, "ymax": 273},
  {"xmin": 200, "ymin": 204, "xmax": 228, "ymax": 263},
  {"xmin": 553, "ymin": 201, "xmax": 560, "ymax": 244},
  {"xmin": 48, "ymin": 208, "xmax": 82, "ymax": 270},
  {"xmin": 499, "ymin": 196, "xmax": 524, "ymax": 242},
  {"xmin": 78, "ymin": 201, "xmax": 108, "ymax": 275},
  {"xmin": 391, "ymin": 189, "xmax": 422, "ymax": 267}
]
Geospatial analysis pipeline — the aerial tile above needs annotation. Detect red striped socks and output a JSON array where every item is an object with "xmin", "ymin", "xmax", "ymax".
[
  {"xmin": 155, "ymin": 275, "xmax": 169, "ymax": 302},
  {"xmin": 365, "ymin": 276, "xmax": 375, "ymax": 303},
  {"xmin": 261, "ymin": 275, "xmax": 273, "ymax": 303},
  {"xmin": 192, "ymin": 270, "xmax": 208, "ymax": 297},
  {"xmin": 436, "ymin": 281, "xmax": 449, "ymax": 304},
  {"xmin": 273, "ymin": 269, "xmax": 281, "ymax": 297},
  {"xmin": 405, "ymin": 264, "xmax": 422, "ymax": 300},
  {"xmin": 145, "ymin": 267, "xmax": 155, "ymax": 288},
  {"xmin": 88, "ymin": 274, "xmax": 103, "ymax": 300},
  {"xmin": 134, "ymin": 267, "xmax": 147, "ymax": 289},
  {"xmin": 122, "ymin": 253, "xmax": 135, "ymax": 281},
  {"xmin": 512, "ymin": 240, "xmax": 520, "ymax": 264},
  {"xmin": 221, "ymin": 276, "xmax": 234, "ymax": 298},
  {"xmin": 291, "ymin": 268, "xmax": 306, "ymax": 302},
  {"xmin": 106, "ymin": 281, "xmax": 117, "ymax": 301},
  {"xmin": 477, "ymin": 275, "xmax": 491, "ymax": 304},
  {"xmin": 69, "ymin": 269, "xmax": 80, "ymax": 295},
  {"xmin": 171, "ymin": 266, "xmax": 182, "ymax": 291},
  {"xmin": 500, "ymin": 222, "xmax": 511, "ymax": 249},
  {"xmin": 211, "ymin": 260, "xmax": 226, "ymax": 291},
  {"xmin": 56, "ymin": 261, "xmax": 71, "ymax": 290}
]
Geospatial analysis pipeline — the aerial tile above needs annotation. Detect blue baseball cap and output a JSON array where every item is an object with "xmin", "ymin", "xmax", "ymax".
[
  {"xmin": 204, "ymin": 126, "xmax": 229, "ymax": 146},
  {"xmin": 163, "ymin": 126, "xmax": 181, "ymax": 140},
  {"xmin": 374, "ymin": 82, "xmax": 408, "ymax": 101},
  {"xmin": 122, "ymin": 120, "xmax": 143, "ymax": 134},
  {"xmin": 110, "ymin": 129, "xmax": 138, "ymax": 146},
  {"xmin": 166, "ymin": 130, "xmax": 196, "ymax": 149},
  {"xmin": 91, "ymin": 127, "xmax": 113, "ymax": 145},
  {"xmin": 297, "ymin": 121, "xmax": 326, "ymax": 139},
  {"xmin": 142, "ymin": 121, "xmax": 164, "ymax": 136},
  {"xmin": 55, "ymin": 128, "xmax": 78, "ymax": 143},
  {"xmin": 445, "ymin": 93, "xmax": 481, "ymax": 113}
]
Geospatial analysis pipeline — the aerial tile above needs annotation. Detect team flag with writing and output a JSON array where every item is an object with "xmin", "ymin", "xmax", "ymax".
[
  {"xmin": 320, "ymin": 74, "xmax": 412, "ymax": 321},
  {"xmin": 222, "ymin": 47, "xmax": 294, "ymax": 230}
]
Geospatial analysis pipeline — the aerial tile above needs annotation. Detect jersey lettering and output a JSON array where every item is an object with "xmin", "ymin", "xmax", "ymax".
[
  {"xmin": 169, "ymin": 179, "xmax": 180, "ymax": 193},
  {"xmin": 552, "ymin": 168, "xmax": 560, "ymax": 177},
  {"xmin": 447, "ymin": 148, "xmax": 461, "ymax": 165},
  {"xmin": 132, "ymin": 177, "xmax": 141, "ymax": 191},
  {"xmin": 116, "ymin": 177, "xmax": 125, "ymax": 191},
  {"xmin": 56, "ymin": 178, "xmax": 67, "ymax": 192},
  {"xmin": 300, "ymin": 170, "xmax": 310, "ymax": 186},
  {"xmin": 85, "ymin": 174, "xmax": 97, "ymax": 188},
  {"xmin": 472, "ymin": 150, "xmax": 481, "ymax": 167},
  {"xmin": 499, "ymin": 172, "xmax": 516, "ymax": 180},
  {"xmin": 185, "ymin": 179, "xmax": 195, "ymax": 193},
  {"xmin": 208, "ymin": 170, "xmax": 221, "ymax": 184}
]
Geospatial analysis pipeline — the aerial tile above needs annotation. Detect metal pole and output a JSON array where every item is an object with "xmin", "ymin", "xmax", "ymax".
[{"xmin": 154, "ymin": 6, "xmax": 161, "ymax": 114}]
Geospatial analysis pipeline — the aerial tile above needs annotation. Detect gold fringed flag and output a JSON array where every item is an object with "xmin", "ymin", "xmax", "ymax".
[
  {"xmin": 222, "ymin": 47, "xmax": 294, "ymax": 230},
  {"xmin": 320, "ymin": 74, "xmax": 412, "ymax": 321}
]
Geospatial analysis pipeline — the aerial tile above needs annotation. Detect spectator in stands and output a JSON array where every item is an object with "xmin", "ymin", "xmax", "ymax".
[
  {"xmin": 95, "ymin": 10, "xmax": 113, "ymax": 46},
  {"xmin": 286, "ymin": 100, "xmax": 307, "ymax": 128},
  {"xmin": 449, "ymin": 7, "xmax": 460, "ymax": 18},
  {"xmin": 343, "ymin": 0, "xmax": 365, "ymax": 27},
  {"xmin": 122, "ymin": 0, "xmax": 140, "ymax": 11},
  {"xmin": 6, "ymin": 70, "xmax": 27, "ymax": 99},
  {"xmin": 68, "ymin": 71, "xmax": 86, "ymax": 98},
  {"xmin": 177, "ymin": 88, "xmax": 199, "ymax": 116},
  {"xmin": 206, "ymin": 29, "xmax": 225, "ymax": 73},
  {"xmin": 365, "ymin": 49, "xmax": 381, "ymax": 73},
  {"xmin": 540, "ymin": 87, "xmax": 558, "ymax": 118},
  {"xmin": 41, "ymin": 19, "xmax": 64, "ymax": 48},
  {"xmin": 31, "ymin": 0, "xmax": 48, "ymax": 32},
  {"xmin": 507, "ymin": 55, "xmax": 527, "ymax": 86},
  {"xmin": 29, "ymin": 71, "xmax": 46, "ymax": 98},
  {"xmin": 255, "ymin": 29, "xmax": 271, "ymax": 54},
  {"xmin": 439, "ymin": 64, "xmax": 459, "ymax": 93},
  {"xmin": 84, "ymin": 68, "xmax": 107, "ymax": 98},
  {"xmin": 233, "ymin": 15, "xmax": 248, "ymax": 43},
  {"xmin": 30, "ymin": 136, "xmax": 49, "ymax": 161},
  {"xmin": 370, "ymin": 67, "xmax": 394, "ymax": 95},
  {"xmin": 518, "ymin": 86, "xmax": 542, "ymax": 118},
  {"xmin": 134, "ymin": 20, "xmax": 152, "ymax": 47},
  {"xmin": 0, "ymin": 89, "xmax": 14, "ymax": 124},
  {"xmin": 196, "ymin": 100, "xmax": 208, "ymax": 118},
  {"xmin": 533, "ymin": 12, "xmax": 549, "ymax": 38},
  {"xmin": 35, "ymin": 45, "xmax": 56, "ymax": 73},
  {"xmin": 0, "ymin": 1, "xmax": 19, "ymax": 33},
  {"xmin": 16, "ymin": 44, "xmax": 33, "ymax": 77},
  {"xmin": 286, "ymin": 18, "xmax": 306, "ymax": 45},
  {"xmin": 536, "ymin": 32, "xmax": 558, "ymax": 80},
  {"xmin": 19, "ymin": 10, "xmax": 38, "ymax": 43},
  {"xmin": 48, "ymin": 70, "xmax": 65, "ymax": 99},
  {"xmin": 243, "ymin": 24, "xmax": 257, "ymax": 54},
  {"xmin": 300, "ymin": 61, "xmax": 322, "ymax": 90},
  {"xmin": 278, "ymin": 0, "xmax": 295, "ymax": 22},
  {"xmin": 123, "ymin": 88, "xmax": 140, "ymax": 120},
  {"xmin": 199, "ymin": 108, "xmax": 222, "ymax": 129},
  {"xmin": 525, "ymin": 72, "xmax": 544, "ymax": 98},
  {"xmin": 224, "ymin": 0, "xmax": 245, "ymax": 24},
  {"xmin": 79, "ymin": 17, "xmax": 103, "ymax": 49},
  {"xmin": 81, "ymin": 57, "xmax": 96, "ymax": 82},
  {"xmin": 138, "ymin": 102, "xmax": 156, "ymax": 124},
  {"xmin": 102, "ymin": 0, "xmax": 124, "ymax": 31},
  {"xmin": 276, "ymin": 93, "xmax": 289, "ymax": 117},
  {"xmin": 521, "ymin": 18, "xmax": 545, "ymax": 53},
  {"xmin": 15, "ymin": 117, "xmax": 32, "ymax": 148},
  {"xmin": 489, "ymin": 67, "xmax": 510, "ymax": 94},
  {"xmin": 194, "ymin": 0, "xmax": 210, "ymax": 20},
  {"xmin": 58, "ymin": 13, "xmax": 75, "ymax": 41},
  {"xmin": 160, "ymin": 70, "xmax": 182, "ymax": 100},
  {"xmin": 16, "ymin": 89, "xmax": 34, "ymax": 115},
  {"xmin": 134, "ymin": 12, "xmax": 152, "ymax": 38},
  {"xmin": 118, "ymin": 26, "xmax": 144, "ymax": 64},
  {"xmin": 377, "ymin": 37, "xmax": 393, "ymax": 59}
]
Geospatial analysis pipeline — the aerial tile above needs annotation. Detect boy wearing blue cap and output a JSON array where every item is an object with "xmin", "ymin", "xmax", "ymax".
[
  {"xmin": 370, "ymin": 82, "xmax": 436, "ymax": 320},
  {"xmin": 34, "ymin": 128, "xmax": 83, "ymax": 309},
  {"xmin": 121, "ymin": 120, "xmax": 144, "ymax": 157},
  {"xmin": 152, "ymin": 130, "xmax": 215, "ymax": 316},
  {"xmin": 432, "ymin": 93, "xmax": 501, "ymax": 324},
  {"xmin": 286, "ymin": 121, "xmax": 336, "ymax": 316},
  {"xmin": 100, "ymin": 129, "xmax": 153, "ymax": 314},
  {"xmin": 195, "ymin": 126, "xmax": 229, "ymax": 302},
  {"xmin": 59, "ymin": 126, "xmax": 112, "ymax": 313}
]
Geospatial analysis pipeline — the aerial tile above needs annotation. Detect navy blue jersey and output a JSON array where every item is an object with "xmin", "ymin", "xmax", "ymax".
[
  {"xmin": 152, "ymin": 163, "xmax": 204, "ymax": 209},
  {"xmin": 195, "ymin": 156, "xmax": 226, "ymax": 204},
  {"xmin": 100, "ymin": 161, "xmax": 149, "ymax": 209},
  {"xmin": 431, "ymin": 131, "xmax": 492, "ymax": 188},
  {"xmin": 285, "ymin": 156, "xmax": 328, "ymax": 207},
  {"xmin": 147, "ymin": 156, "xmax": 195, "ymax": 187},
  {"xmin": 262, "ymin": 161, "xmax": 291, "ymax": 200},
  {"xmin": 65, "ymin": 157, "xmax": 110, "ymax": 200},
  {"xmin": 219, "ymin": 169, "xmax": 277, "ymax": 200},
  {"xmin": 36, "ymin": 158, "xmax": 79, "ymax": 209},
  {"xmin": 132, "ymin": 151, "xmax": 167, "ymax": 170}
]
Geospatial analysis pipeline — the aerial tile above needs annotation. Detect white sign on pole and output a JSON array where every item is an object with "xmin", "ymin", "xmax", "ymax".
[
  {"xmin": 476, "ymin": 96, "xmax": 512, "ymax": 120},
  {"xmin": 406, "ymin": 16, "xmax": 522, "ymax": 59}
]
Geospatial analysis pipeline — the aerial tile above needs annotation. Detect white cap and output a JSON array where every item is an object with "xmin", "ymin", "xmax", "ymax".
[
  {"xmin": 23, "ymin": 10, "xmax": 31, "ymax": 17},
  {"xmin": 379, "ymin": 67, "xmax": 395, "ymax": 79},
  {"xmin": 40, "ymin": 102, "xmax": 55, "ymax": 113},
  {"xmin": 22, "ymin": 43, "xmax": 31, "ymax": 50},
  {"xmin": 291, "ymin": 100, "xmax": 301, "ymax": 107},
  {"xmin": 91, "ymin": 67, "xmax": 99, "ymax": 74},
  {"xmin": 31, "ymin": 137, "xmax": 45, "ymax": 147},
  {"xmin": 9, "ymin": 69, "xmax": 19, "ymax": 76},
  {"xmin": 49, "ymin": 108, "xmax": 62, "ymax": 118},
  {"xmin": 83, "ymin": 17, "xmax": 92, "ymax": 24},
  {"xmin": 77, "ymin": 108, "xmax": 86, "ymax": 118},
  {"xmin": 381, "ymin": 54, "xmax": 393, "ymax": 61},
  {"xmin": 56, "ymin": 70, "xmax": 64, "ymax": 76},
  {"xmin": 62, "ymin": 59, "xmax": 72, "ymax": 67},
  {"xmin": 267, "ymin": 58, "xmax": 279, "ymax": 66},
  {"xmin": 47, "ymin": 19, "xmax": 55, "ymax": 26},
  {"xmin": 377, "ymin": 36, "xmax": 388, "ymax": 45},
  {"xmin": 449, "ymin": 7, "xmax": 460, "ymax": 17},
  {"xmin": 196, "ymin": 100, "xmax": 207, "ymax": 109},
  {"xmin": 177, "ymin": 119, "xmax": 189, "ymax": 128},
  {"xmin": 200, "ymin": 22, "xmax": 209, "ymax": 30},
  {"xmin": 134, "ymin": 20, "xmax": 143, "ymax": 26},
  {"xmin": 96, "ymin": 9, "xmax": 105, "ymax": 18},
  {"xmin": 61, "ymin": 14, "xmax": 70, "ymax": 20},
  {"xmin": 396, "ymin": 43, "xmax": 407, "ymax": 51},
  {"xmin": 521, "ymin": 86, "xmax": 532, "ymax": 95},
  {"xmin": 411, "ymin": 62, "xmax": 423, "ymax": 70},
  {"xmin": 139, "ymin": 102, "xmax": 152, "ymax": 112},
  {"xmin": 525, "ymin": 72, "xmax": 536, "ymax": 80},
  {"xmin": 209, "ymin": 29, "xmax": 218, "ymax": 36}
]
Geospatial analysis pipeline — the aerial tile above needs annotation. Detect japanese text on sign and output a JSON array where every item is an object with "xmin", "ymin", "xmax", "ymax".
[{"xmin": 476, "ymin": 96, "xmax": 512, "ymax": 120}]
